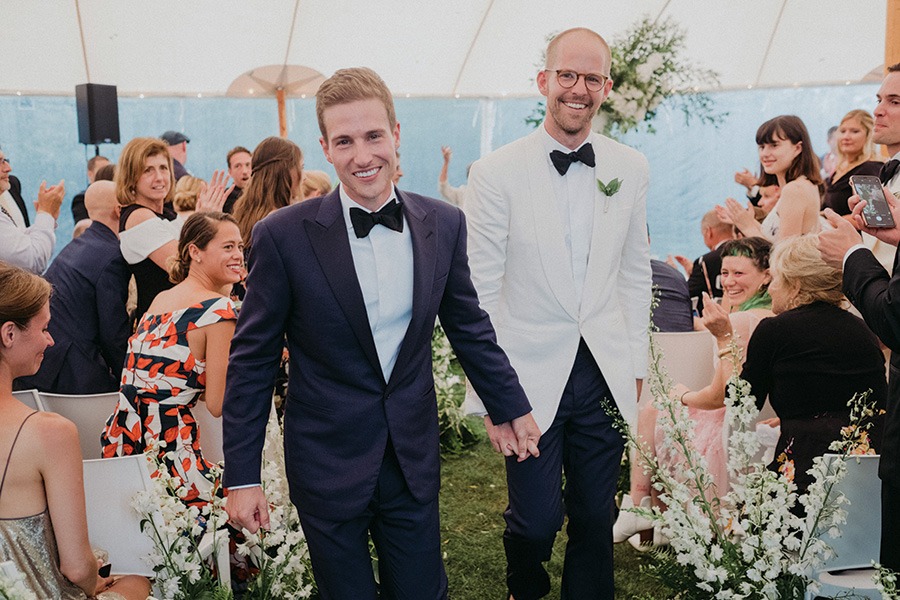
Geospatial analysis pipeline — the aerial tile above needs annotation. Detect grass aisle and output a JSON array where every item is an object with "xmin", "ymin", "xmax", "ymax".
[{"xmin": 440, "ymin": 425, "xmax": 661, "ymax": 599}]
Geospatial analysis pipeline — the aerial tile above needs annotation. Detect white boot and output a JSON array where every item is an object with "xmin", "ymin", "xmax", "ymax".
[{"xmin": 613, "ymin": 495, "xmax": 653, "ymax": 543}]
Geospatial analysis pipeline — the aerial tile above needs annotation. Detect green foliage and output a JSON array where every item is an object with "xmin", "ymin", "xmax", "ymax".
[{"xmin": 433, "ymin": 325, "xmax": 481, "ymax": 456}]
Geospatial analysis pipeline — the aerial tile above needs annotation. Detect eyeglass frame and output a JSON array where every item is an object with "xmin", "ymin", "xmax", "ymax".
[{"xmin": 544, "ymin": 69, "xmax": 611, "ymax": 92}]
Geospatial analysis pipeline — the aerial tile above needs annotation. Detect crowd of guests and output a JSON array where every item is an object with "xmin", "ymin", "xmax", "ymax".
[{"xmin": 0, "ymin": 56, "xmax": 899, "ymax": 598}]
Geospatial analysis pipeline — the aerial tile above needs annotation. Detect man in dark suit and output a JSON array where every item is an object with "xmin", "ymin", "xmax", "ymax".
[
  {"xmin": 16, "ymin": 180, "xmax": 130, "ymax": 394},
  {"xmin": 223, "ymin": 67, "xmax": 540, "ymax": 599},
  {"xmin": 819, "ymin": 62, "xmax": 900, "ymax": 572}
]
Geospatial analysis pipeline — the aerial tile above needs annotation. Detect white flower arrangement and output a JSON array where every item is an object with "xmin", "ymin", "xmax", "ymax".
[
  {"xmin": 614, "ymin": 332, "xmax": 866, "ymax": 599},
  {"xmin": 432, "ymin": 324, "xmax": 477, "ymax": 455},
  {"xmin": 876, "ymin": 564, "xmax": 900, "ymax": 599},
  {"xmin": 0, "ymin": 566, "xmax": 37, "ymax": 600},
  {"xmin": 133, "ymin": 406, "xmax": 314, "ymax": 599}
]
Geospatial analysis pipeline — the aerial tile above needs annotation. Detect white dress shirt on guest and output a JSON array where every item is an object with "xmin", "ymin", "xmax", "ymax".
[{"xmin": 0, "ymin": 205, "xmax": 55, "ymax": 274}]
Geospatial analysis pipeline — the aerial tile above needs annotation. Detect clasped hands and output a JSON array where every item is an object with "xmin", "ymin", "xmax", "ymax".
[{"xmin": 484, "ymin": 413, "xmax": 542, "ymax": 462}]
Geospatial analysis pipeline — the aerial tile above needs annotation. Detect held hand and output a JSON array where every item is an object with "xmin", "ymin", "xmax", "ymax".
[
  {"xmin": 196, "ymin": 170, "xmax": 234, "ymax": 213},
  {"xmin": 700, "ymin": 292, "xmax": 733, "ymax": 340},
  {"xmin": 35, "ymin": 179, "xmax": 65, "ymax": 219},
  {"xmin": 758, "ymin": 417, "xmax": 781, "ymax": 427},
  {"xmin": 510, "ymin": 413, "xmax": 541, "ymax": 461},
  {"xmin": 484, "ymin": 415, "xmax": 516, "ymax": 457},
  {"xmin": 225, "ymin": 486, "xmax": 270, "ymax": 534},
  {"xmin": 818, "ymin": 209, "xmax": 866, "ymax": 268}
]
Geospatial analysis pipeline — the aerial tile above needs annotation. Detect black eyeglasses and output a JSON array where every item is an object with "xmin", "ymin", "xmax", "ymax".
[{"xmin": 546, "ymin": 70, "xmax": 609, "ymax": 92}]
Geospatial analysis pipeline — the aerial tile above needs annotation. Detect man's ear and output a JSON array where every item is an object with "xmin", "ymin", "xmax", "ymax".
[
  {"xmin": 319, "ymin": 137, "xmax": 333, "ymax": 165},
  {"xmin": 536, "ymin": 69, "xmax": 549, "ymax": 97}
]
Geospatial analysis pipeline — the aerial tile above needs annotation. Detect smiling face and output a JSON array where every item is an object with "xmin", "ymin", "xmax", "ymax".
[
  {"xmin": 874, "ymin": 71, "xmax": 900, "ymax": 157},
  {"xmin": 837, "ymin": 116, "xmax": 867, "ymax": 160},
  {"xmin": 319, "ymin": 97, "xmax": 400, "ymax": 210},
  {"xmin": 190, "ymin": 221, "xmax": 244, "ymax": 288},
  {"xmin": 720, "ymin": 255, "xmax": 770, "ymax": 306},
  {"xmin": 538, "ymin": 29, "xmax": 612, "ymax": 149},
  {"xmin": 757, "ymin": 135, "xmax": 801, "ymax": 178},
  {"xmin": 134, "ymin": 153, "xmax": 172, "ymax": 208}
]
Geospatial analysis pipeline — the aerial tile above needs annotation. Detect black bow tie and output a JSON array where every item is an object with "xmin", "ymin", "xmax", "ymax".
[
  {"xmin": 349, "ymin": 199, "xmax": 404, "ymax": 238},
  {"xmin": 550, "ymin": 143, "xmax": 596, "ymax": 175},
  {"xmin": 881, "ymin": 159, "xmax": 900, "ymax": 186}
]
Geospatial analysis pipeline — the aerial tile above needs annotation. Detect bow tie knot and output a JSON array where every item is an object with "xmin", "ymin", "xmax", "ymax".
[
  {"xmin": 349, "ymin": 199, "xmax": 404, "ymax": 238},
  {"xmin": 881, "ymin": 159, "xmax": 900, "ymax": 186},
  {"xmin": 550, "ymin": 143, "xmax": 596, "ymax": 175}
]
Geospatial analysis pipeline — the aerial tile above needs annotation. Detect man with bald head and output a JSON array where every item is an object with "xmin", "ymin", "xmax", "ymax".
[
  {"xmin": 16, "ymin": 180, "xmax": 131, "ymax": 394},
  {"xmin": 465, "ymin": 27, "xmax": 651, "ymax": 598}
]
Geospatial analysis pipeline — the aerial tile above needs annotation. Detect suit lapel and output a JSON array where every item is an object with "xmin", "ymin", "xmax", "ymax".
[
  {"xmin": 582, "ymin": 133, "xmax": 620, "ymax": 307},
  {"xmin": 388, "ymin": 191, "xmax": 436, "ymax": 388},
  {"xmin": 526, "ymin": 131, "xmax": 579, "ymax": 319},
  {"xmin": 306, "ymin": 190, "xmax": 384, "ymax": 381}
]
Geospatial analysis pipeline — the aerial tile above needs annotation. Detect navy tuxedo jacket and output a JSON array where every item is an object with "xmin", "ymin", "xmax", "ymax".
[{"xmin": 222, "ymin": 189, "xmax": 531, "ymax": 520}]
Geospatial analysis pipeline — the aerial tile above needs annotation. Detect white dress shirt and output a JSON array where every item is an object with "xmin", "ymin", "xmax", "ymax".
[
  {"xmin": 844, "ymin": 151, "xmax": 900, "ymax": 268},
  {"xmin": 539, "ymin": 126, "xmax": 595, "ymax": 308},
  {"xmin": 339, "ymin": 184, "xmax": 415, "ymax": 382},
  {"xmin": 0, "ymin": 209, "xmax": 55, "ymax": 274},
  {"xmin": 0, "ymin": 190, "xmax": 27, "ymax": 228}
]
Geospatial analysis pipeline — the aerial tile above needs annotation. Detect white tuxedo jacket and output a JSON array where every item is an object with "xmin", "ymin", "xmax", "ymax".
[{"xmin": 464, "ymin": 128, "xmax": 652, "ymax": 430}]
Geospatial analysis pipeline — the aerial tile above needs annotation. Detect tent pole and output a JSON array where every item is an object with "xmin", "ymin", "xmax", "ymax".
[
  {"xmin": 888, "ymin": 0, "xmax": 900, "ymax": 70},
  {"xmin": 277, "ymin": 88, "xmax": 288, "ymax": 138}
]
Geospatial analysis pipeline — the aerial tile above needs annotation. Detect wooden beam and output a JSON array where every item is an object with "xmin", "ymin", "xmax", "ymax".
[
  {"xmin": 888, "ymin": 0, "xmax": 900, "ymax": 71},
  {"xmin": 277, "ymin": 88, "xmax": 287, "ymax": 138}
]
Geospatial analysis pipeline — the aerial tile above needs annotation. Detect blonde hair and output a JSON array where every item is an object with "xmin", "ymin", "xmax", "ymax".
[
  {"xmin": 301, "ymin": 170, "xmax": 332, "ymax": 200},
  {"xmin": 316, "ymin": 67, "xmax": 396, "ymax": 139},
  {"xmin": 770, "ymin": 235, "xmax": 844, "ymax": 308},
  {"xmin": 173, "ymin": 176, "xmax": 205, "ymax": 213},
  {"xmin": 0, "ymin": 262, "xmax": 52, "ymax": 329},
  {"xmin": 232, "ymin": 137, "xmax": 303, "ymax": 250},
  {"xmin": 835, "ymin": 109, "xmax": 879, "ymax": 166},
  {"xmin": 168, "ymin": 212, "xmax": 238, "ymax": 283},
  {"xmin": 115, "ymin": 137, "xmax": 175, "ymax": 206}
]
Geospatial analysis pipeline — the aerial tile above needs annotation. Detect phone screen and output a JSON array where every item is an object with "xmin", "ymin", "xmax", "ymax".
[{"xmin": 852, "ymin": 176, "xmax": 896, "ymax": 228}]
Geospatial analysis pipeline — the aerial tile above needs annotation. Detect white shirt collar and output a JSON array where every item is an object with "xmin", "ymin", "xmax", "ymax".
[{"xmin": 338, "ymin": 184, "xmax": 399, "ymax": 231}]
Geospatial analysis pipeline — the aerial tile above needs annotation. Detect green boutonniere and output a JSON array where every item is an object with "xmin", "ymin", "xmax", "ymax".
[{"xmin": 596, "ymin": 177, "xmax": 622, "ymax": 197}]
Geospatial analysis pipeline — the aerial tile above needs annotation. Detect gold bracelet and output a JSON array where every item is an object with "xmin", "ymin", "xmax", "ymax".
[{"xmin": 717, "ymin": 348, "xmax": 732, "ymax": 359}]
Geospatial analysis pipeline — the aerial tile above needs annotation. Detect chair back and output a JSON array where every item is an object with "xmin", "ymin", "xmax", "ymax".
[
  {"xmin": 38, "ymin": 392, "xmax": 120, "ymax": 459},
  {"xmin": 11, "ymin": 389, "xmax": 43, "ymax": 411},
  {"xmin": 817, "ymin": 453, "xmax": 881, "ymax": 571},
  {"xmin": 193, "ymin": 401, "xmax": 224, "ymax": 464},
  {"xmin": 82, "ymin": 454, "xmax": 157, "ymax": 577},
  {"xmin": 640, "ymin": 330, "xmax": 716, "ymax": 405}
]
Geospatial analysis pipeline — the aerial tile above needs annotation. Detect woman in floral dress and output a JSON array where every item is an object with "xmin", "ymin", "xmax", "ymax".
[{"xmin": 102, "ymin": 212, "xmax": 243, "ymax": 506}]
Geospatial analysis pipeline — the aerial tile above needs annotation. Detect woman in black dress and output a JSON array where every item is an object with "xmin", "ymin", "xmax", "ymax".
[{"xmin": 822, "ymin": 109, "xmax": 883, "ymax": 216}]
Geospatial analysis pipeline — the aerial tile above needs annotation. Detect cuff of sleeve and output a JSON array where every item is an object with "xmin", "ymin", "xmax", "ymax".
[
  {"xmin": 34, "ymin": 211, "xmax": 57, "ymax": 229},
  {"xmin": 842, "ymin": 244, "xmax": 867, "ymax": 270}
]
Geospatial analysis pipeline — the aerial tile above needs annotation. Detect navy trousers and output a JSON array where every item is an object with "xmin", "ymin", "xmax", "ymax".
[
  {"xmin": 296, "ymin": 442, "xmax": 448, "ymax": 600},
  {"xmin": 883, "ymin": 479, "xmax": 900, "ymax": 571},
  {"xmin": 503, "ymin": 339, "xmax": 624, "ymax": 600}
]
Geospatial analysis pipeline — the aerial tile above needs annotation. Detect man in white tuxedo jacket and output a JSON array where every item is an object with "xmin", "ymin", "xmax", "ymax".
[{"xmin": 465, "ymin": 28, "xmax": 651, "ymax": 599}]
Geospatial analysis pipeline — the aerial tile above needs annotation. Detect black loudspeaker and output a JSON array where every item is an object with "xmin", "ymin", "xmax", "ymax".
[{"xmin": 75, "ymin": 83, "xmax": 120, "ymax": 145}]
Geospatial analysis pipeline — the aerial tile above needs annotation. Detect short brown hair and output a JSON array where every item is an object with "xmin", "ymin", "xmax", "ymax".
[
  {"xmin": 233, "ymin": 137, "xmax": 302, "ymax": 249},
  {"xmin": 115, "ymin": 137, "xmax": 175, "ymax": 206},
  {"xmin": 315, "ymin": 67, "xmax": 396, "ymax": 138},
  {"xmin": 169, "ymin": 212, "xmax": 238, "ymax": 283},
  {"xmin": 87, "ymin": 155, "xmax": 109, "ymax": 172},
  {"xmin": 0, "ymin": 261, "xmax": 52, "ymax": 328},
  {"xmin": 227, "ymin": 146, "xmax": 251, "ymax": 168}
]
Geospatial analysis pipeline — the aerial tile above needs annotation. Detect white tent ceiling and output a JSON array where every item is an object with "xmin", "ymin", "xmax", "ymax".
[{"xmin": 1, "ymin": 0, "xmax": 888, "ymax": 98}]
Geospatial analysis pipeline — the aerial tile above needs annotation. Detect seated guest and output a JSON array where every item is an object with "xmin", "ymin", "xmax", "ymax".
[
  {"xmin": 300, "ymin": 169, "xmax": 332, "ymax": 201},
  {"xmin": 173, "ymin": 175, "xmax": 206, "ymax": 219},
  {"xmin": 684, "ymin": 235, "xmax": 886, "ymax": 493},
  {"xmin": 102, "ymin": 213, "xmax": 241, "ymax": 505},
  {"xmin": 822, "ymin": 109, "xmax": 882, "ymax": 216},
  {"xmin": 718, "ymin": 115, "xmax": 825, "ymax": 242},
  {"xmin": 15, "ymin": 181, "xmax": 130, "ymax": 394},
  {"xmin": 223, "ymin": 146, "xmax": 251, "ymax": 213},
  {"xmin": 0, "ymin": 146, "xmax": 65, "ymax": 274},
  {"xmin": 651, "ymin": 258, "xmax": 693, "ymax": 332},
  {"xmin": 0, "ymin": 262, "xmax": 149, "ymax": 600},
  {"xmin": 669, "ymin": 209, "xmax": 734, "ymax": 316},
  {"xmin": 617, "ymin": 238, "xmax": 774, "ymax": 546}
]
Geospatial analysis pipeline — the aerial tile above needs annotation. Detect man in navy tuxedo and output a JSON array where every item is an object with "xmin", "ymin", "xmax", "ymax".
[{"xmin": 222, "ymin": 67, "xmax": 540, "ymax": 599}]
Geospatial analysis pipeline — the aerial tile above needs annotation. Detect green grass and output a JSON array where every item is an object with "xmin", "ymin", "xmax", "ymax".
[{"xmin": 440, "ymin": 420, "xmax": 662, "ymax": 599}]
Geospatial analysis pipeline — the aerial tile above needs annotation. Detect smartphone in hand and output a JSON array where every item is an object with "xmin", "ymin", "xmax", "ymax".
[
  {"xmin": 851, "ymin": 175, "xmax": 896, "ymax": 228},
  {"xmin": 98, "ymin": 563, "xmax": 111, "ymax": 578}
]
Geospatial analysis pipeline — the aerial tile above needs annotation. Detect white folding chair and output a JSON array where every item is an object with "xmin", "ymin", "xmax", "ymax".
[
  {"xmin": 806, "ymin": 454, "xmax": 882, "ymax": 599},
  {"xmin": 193, "ymin": 401, "xmax": 224, "ymax": 465},
  {"xmin": 82, "ymin": 455, "xmax": 159, "ymax": 578},
  {"xmin": 11, "ymin": 388, "xmax": 43, "ymax": 411},
  {"xmin": 640, "ymin": 330, "xmax": 716, "ymax": 405},
  {"xmin": 38, "ymin": 392, "xmax": 121, "ymax": 459}
]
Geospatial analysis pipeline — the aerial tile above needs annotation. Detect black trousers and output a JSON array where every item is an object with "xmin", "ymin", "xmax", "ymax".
[
  {"xmin": 883, "ymin": 478, "xmax": 900, "ymax": 571},
  {"xmin": 503, "ymin": 339, "xmax": 624, "ymax": 600}
]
